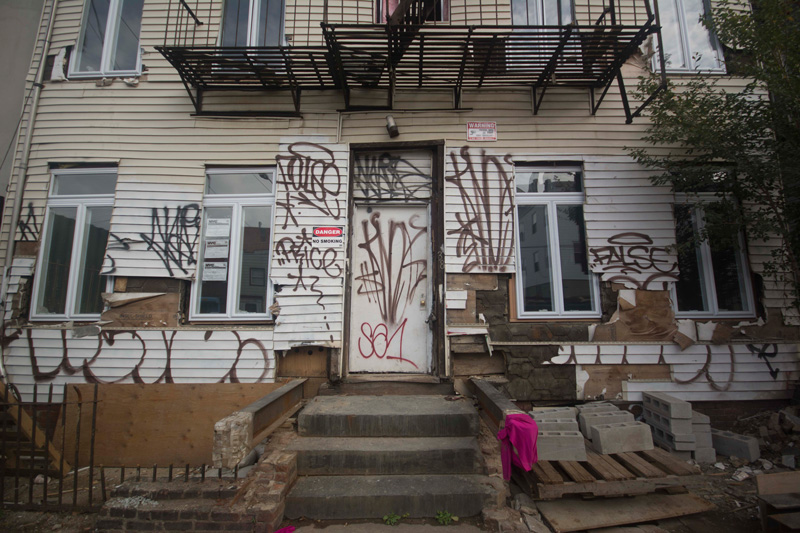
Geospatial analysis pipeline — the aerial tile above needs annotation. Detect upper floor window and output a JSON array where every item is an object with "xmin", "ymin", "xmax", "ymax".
[
  {"xmin": 31, "ymin": 168, "xmax": 116, "ymax": 320},
  {"xmin": 512, "ymin": 0, "xmax": 573, "ymax": 25},
  {"xmin": 672, "ymin": 196, "xmax": 753, "ymax": 317},
  {"xmin": 191, "ymin": 169, "xmax": 275, "ymax": 321},
  {"xmin": 70, "ymin": 0, "xmax": 144, "ymax": 78},
  {"xmin": 657, "ymin": 0, "xmax": 724, "ymax": 72},
  {"xmin": 222, "ymin": 0, "xmax": 285, "ymax": 46},
  {"xmin": 377, "ymin": 0, "xmax": 448, "ymax": 23},
  {"xmin": 514, "ymin": 165, "xmax": 599, "ymax": 318}
]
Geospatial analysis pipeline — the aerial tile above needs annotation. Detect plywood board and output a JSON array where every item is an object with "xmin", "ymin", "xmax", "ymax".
[
  {"xmin": 581, "ymin": 364, "xmax": 671, "ymax": 399},
  {"xmin": 454, "ymin": 353, "xmax": 505, "ymax": 376},
  {"xmin": 537, "ymin": 493, "xmax": 714, "ymax": 532},
  {"xmin": 59, "ymin": 383, "xmax": 286, "ymax": 467},
  {"xmin": 100, "ymin": 292, "xmax": 181, "ymax": 328}
]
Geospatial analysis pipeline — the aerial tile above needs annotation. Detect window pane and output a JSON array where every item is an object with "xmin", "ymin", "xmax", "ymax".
[
  {"xmin": 74, "ymin": 206, "xmax": 112, "ymax": 315},
  {"xmin": 683, "ymin": 0, "xmax": 718, "ymax": 69},
  {"xmin": 659, "ymin": 0, "xmax": 688, "ymax": 69},
  {"xmin": 557, "ymin": 205, "xmax": 593, "ymax": 311},
  {"xmin": 110, "ymin": 0, "xmax": 144, "ymax": 71},
  {"xmin": 76, "ymin": 0, "xmax": 111, "ymax": 72},
  {"xmin": 516, "ymin": 169, "xmax": 582, "ymax": 193},
  {"xmin": 542, "ymin": 0, "xmax": 571, "ymax": 24},
  {"xmin": 222, "ymin": 0, "xmax": 251, "ymax": 46},
  {"xmin": 237, "ymin": 206, "xmax": 271, "ymax": 314},
  {"xmin": 511, "ymin": 0, "xmax": 537, "ymax": 24},
  {"xmin": 674, "ymin": 205, "xmax": 709, "ymax": 311},
  {"xmin": 54, "ymin": 172, "xmax": 117, "ymax": 196},
  {"xmin": 198, "ymin": 207, "xmax": 233, "ymax": 314},
  {"xmin": 206, "ymin": 172, "xmax": 273, "ymax": 195},
  {"xmin": 709, "ymin": 239, "xmax": 747, "ymax": 312},
  {"xmin": 256, "ymin": 0, "xmax": 284, "ymax": 46},
  {"xmin": 518, "ymin": 205, "xmax": 554, "ymax": 312},
  {"xmin": 36, "ymin": 208, "xmax": 77, "ymax": 315}
]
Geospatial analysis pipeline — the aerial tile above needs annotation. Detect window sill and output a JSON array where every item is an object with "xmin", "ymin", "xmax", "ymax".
[{"xmin": 507, "ymin": 277, "xmax": 601, "ymax": 322}]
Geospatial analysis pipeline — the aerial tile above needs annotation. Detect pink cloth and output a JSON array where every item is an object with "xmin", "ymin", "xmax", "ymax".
[
  {"xmin": 497, "ymin": 413, "xmax": 539, "ymax": 481},
  {"xmin": 274, "ymin": 528, "xmax": 295, "ymax": 533}
]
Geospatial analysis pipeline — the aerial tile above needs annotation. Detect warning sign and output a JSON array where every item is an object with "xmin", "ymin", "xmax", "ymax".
[
  {"xmin": 467, "ymin": 121, "xmax": 497, "ymax": 141},
  {"xmin": 312, "ymin": 226, "xmax": 344, "ymax": 247}
]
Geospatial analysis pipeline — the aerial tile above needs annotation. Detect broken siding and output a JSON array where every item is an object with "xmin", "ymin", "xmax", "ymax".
[
  {"xmin": 3, "ymin": 328, "xmax": 276, "ymax": 402},
  {"xmin": 272, "ymin": 140, "xmax": 349, "ymax": 350},
  {"xmin": 550, "ymin": 343, "xmax": 800, "ymax": 402}
]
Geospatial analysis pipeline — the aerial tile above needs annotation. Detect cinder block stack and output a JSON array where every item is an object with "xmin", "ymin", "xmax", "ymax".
[
  {"xmin": 691, "ymin": 411, "xmax": 716, "ymax": 464},
  {"xmin": 528, "ymin": 407, "xmax": 586, "ymax": 461},
  {"xmin": 642, "ymin": 392, "xmax": 695, "ymax": 461}
]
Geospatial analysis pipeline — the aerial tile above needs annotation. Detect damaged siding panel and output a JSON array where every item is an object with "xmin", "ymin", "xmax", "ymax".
[
  {"xmin": 3, "ymin": 328, "xmax": 276, "ymax": 402},
  {"xmin": 271, "ymin": 141, "xmax": 348, "ymax": 351}
]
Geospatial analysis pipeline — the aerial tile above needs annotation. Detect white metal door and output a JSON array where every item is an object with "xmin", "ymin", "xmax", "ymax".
[{"xmin": 348, "ymin": 204, "xmax": 431, "ymax": 373}]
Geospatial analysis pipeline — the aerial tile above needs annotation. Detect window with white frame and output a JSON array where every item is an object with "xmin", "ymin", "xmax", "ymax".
[
  {"xmin": 31, "ymin": 168, "xmax": 116, "ymax": 320},
  {"xmin": 657, "ymin": 0, "xmax": 724, "ymax": 72},
  {"xmin": 672, "ymin": 196, "xmax": 754, "ymax": 316},
  {"xmin": 222, "ymin": 0, "xmax": 285, "ymax": 47},
  {"xmin": 70, "ymin": 0, "xmax": 145, "ymax": 78},
  {"xmin": 514, "ymin": 165, "xmax": 599, "ymax": 317},
  {"xmin": 512, "ymin": 0, "xmax": 573, "ymax": 25},
  {"xmin": 191, "ymin": 169, "xmax": 275, "ymax": 321},
  {"xmin": 376, "ymin": 0, "xmax": 448, "ymax": 23}
]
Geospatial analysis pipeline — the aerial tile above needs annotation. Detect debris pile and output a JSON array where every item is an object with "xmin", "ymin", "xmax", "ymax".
[{"xmin": 730, "ymin": 406, "xmax": 800, "ymax": 468}]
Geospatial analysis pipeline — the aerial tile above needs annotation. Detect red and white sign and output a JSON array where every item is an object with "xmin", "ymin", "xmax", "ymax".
[
  {"xmin": 467, "ymin": 121, "xmax": 497, "ymax": 141},
  {"xmin": 312, "ymin": 226, "xmax": 344, "ymax": 247}
]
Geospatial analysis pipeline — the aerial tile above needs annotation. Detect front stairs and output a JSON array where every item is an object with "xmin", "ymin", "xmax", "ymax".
[{"xmin": 284, "ymin": 395, "xmax": 495, "ymax": 520}]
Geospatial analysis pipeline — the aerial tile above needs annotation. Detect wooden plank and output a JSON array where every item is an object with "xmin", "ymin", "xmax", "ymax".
[
  {"xmin": 614, "ymin": 451, "xmax": 668, "ymax": 478},
  {"xmin": 585, "ymin": 447, "xmax": 636, "ymax": 481},
  {"xmin": 768, "ymin": 512, "xmax": 800, "ymax": 530},
  {"xmin": 530, "ymin": 462, "xmax": 563, "ymax": 485},
  {"xmin": 640, "ymin": 447, "xmax": 699, "ymax": 476},
  {"xmin": 537, "ymin": 492, "xmax": 715, "ymax": 532},
  {"xmin": 556, "ymin": 460, "xmax": 595, "ymax": 484},
  {"xmin": 757, "ymin": 472, "xmax": 800, "ymax": 496},
  {"xmin": 533, "ymin": 476, "xmax": 689, "ymax": 501}
]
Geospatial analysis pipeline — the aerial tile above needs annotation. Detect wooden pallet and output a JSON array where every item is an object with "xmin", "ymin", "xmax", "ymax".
[{"xmin": 513, "ymin": 447, "xmax": 700, "ymax": 500}]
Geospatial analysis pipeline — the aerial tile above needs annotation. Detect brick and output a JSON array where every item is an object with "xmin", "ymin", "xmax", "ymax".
[
  {"xmin": 223, "ymin": 522, "xmax": 257, "ymax": 531},
  {"xmin": 164, "ymin": 522, "xmax": 193, "ymax": 531},
  {"xmin": 196, "ymin": 522, "xmax": 225, "ymax": 531},
  {"xmin": 183, "ymin": 486, "xmax": 202, "ymax": 498},
  {"xmin": 180, "ymin": 509, "xmax": 210, "ymax": 520},
  {"xmin": 534, "ymin": 418, "xmax": 579, "ymax": 432},
  {"xmin": 643, "ymin": 408, "xmax": 693, "ymax": 435},
  {"xmin": 126, "ymin": 521, "xmax": 156, "ymax": 531},
  {"xmin": 692, "ymin": 447, "xmax": 717, "ymax": 464},
  {"xmin": 711, "ymin": 429, "xmax": 760, "ymax": 462},
  {"xmin": 537, "ymin": 431, "xmax": 588, "ymax": 461},
  {"xmin": 95, "ymin": 518, "xmax": 125, "ymax": 529},
  {"xmin": 652, "ymin": 426, "xmax": 696, "ymax": 451},
  {"xmin": 591, "ymin": 422, "xmax": 654, "ymax": 454},
  {"xmin": 529, "ymin": 407, "xmax": 578, "ymax": 420},
  {"xmin": 211, "ymin": 510, "xmax": 241, "ymax": 522},
  {"xmin": 109, "ymin": 507, "xmax": 137, "ymax": 518},
  {"xmin": 642, "ymin": 392, "xmax": 692, "ymax": 420},
  {"xmin": 579, "ymin": 411, "xmax": 634, "ymax": 439}
]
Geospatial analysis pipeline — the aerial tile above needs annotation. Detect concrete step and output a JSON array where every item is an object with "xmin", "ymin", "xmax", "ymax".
[
  {"xmin": 285, "ymin": 474, "xmax": 494, "ymax": 519},
  {"xmin": 298, "ymin": 396, "xmax": 479, "ymax": 437},
  {"xmin": 318, "ymin": 380, "xmax": 455, "ymax": 396},
  {"xmin": 289, "ymin": 437, "xmax": 485, "ymax": 476}
]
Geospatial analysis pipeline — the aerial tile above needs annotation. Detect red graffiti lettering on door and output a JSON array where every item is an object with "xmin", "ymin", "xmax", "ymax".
[{"xmin": 357, "ymin": 318, "xmax": 418, "ymax": 368}]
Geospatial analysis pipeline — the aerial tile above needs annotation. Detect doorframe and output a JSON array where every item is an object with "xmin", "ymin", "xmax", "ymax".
[{"xmin": 341, "ymin": 140, "xmax": 446, "ymax": 380}]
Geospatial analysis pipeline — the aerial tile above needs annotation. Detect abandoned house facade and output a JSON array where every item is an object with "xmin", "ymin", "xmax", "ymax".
[{"xmin": 1, "ymin": 0, "xmax": 798, "ymax": 407}]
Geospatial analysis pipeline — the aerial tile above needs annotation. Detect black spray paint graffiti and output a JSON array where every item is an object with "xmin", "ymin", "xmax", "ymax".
[
  {"xmin": 276, "ymin": 142, "xmax": 342, "ymax": 230},
  {"xmin": 355, "ymin": 211, "xmax": 427, "ymax": 325},
  {"xmin": 17, "ymin": 202, "xmax": 39, "ymax": 241},
  {"xmin": 353, "ymin": 152, "xmax": 432, "ymax": 200},
  {"xmin": 140, "ymin": 204, "xmax": 200, "ymax": 276},
  {"xmin": 101, "ymin": 232, "xmax": 136, "ymax": 275},
  {"xmin": 446, "ymin": 147, "xmax": 514, "ymax": 273},
  {"xmin": 273, "ymin": 228, "xmax": 342, "ymax": 308},
  {"xmin": 588, "ymin": 232, "xmax": 678, "ymax": 289},
  {"xmin": 747, "ymin": 344, "xmax": 780, "ymax": 379},
  {"xmin": 7, "ymin": 328, "xmax": 270, "ymax": 384}
]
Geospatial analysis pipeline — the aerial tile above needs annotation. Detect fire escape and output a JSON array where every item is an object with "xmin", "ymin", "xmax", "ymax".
[{"xmin": 156, "ymin": 0, "xmax": 666, "ymax": 122}]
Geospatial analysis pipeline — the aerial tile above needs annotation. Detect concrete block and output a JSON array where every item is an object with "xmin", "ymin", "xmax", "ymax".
[
  {"xmin": 692, "ymin": 447, "xmax": 717, "ymax": 464},
  {"xmin": 579, "ymin": 411, "xmax": 634, "ymax": 439},
  {"xmin": 711, "ymin": 429, "xmax": 760, "ymax": 462},
  {"xmin": 591, "ymin": 422, "xmax": 654, "ymax": 454},
  {"xmin": 576, "ymin": 402, "xmax": 619, "ymax": 414},
  {"xmin": 643, "ymin": 408, "xmax": 693, "ymax": 435},
  {"xmin": 534, "ymin": 418, "xmax": 579, "ymax": 432},
  {"xmin": 693, "ymin": 430, "xmax": 713, "ymax": 449},
  {"xmin": 537, "ymin": 431, "xmax": 588, "ymax": 461},
  {"xmin": 652, "ymin": 426, "xmax": 696, "ymax": 451},
  {"xmin": 692, "ymin": 410, "xmax": 711, "ymax": 425},
  {"xmin": 528, "ymin": 407, "xmax": 578, "ymax": 420},
  {"xmin": 642, "ymin": 392, "xmax": 692, "ymax": 420}
]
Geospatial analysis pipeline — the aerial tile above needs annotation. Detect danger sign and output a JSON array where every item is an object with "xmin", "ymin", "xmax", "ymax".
[{"xmin": 312, "ymin": 226, "xmax": 344, "ymax": 247}]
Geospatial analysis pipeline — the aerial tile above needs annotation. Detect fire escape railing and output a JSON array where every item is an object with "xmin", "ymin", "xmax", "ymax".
[{"xmin": 155, "ymin": 0, "xmax": 666, "ymax": 121}]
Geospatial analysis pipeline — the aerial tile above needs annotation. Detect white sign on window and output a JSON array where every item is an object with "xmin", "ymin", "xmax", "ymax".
[
  {"xmin": 202, "ymin": 262, "xmax": 228, "ymax": 282},
  {"xmin": 204, "ymin": 239, "xmax": 229, "ymax": 259},
  {"xmin": 206, "ymin": 218, "xmax": 231, "ymax": 237},
  {"xmin": 467, "ymin": 121, "xmax": 497, "ymax": 141}
]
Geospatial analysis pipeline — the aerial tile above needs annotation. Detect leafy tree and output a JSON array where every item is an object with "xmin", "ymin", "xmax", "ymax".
[{"xmin": 628, "ymin": 0, "xmax": 800, "ymax": 313}]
